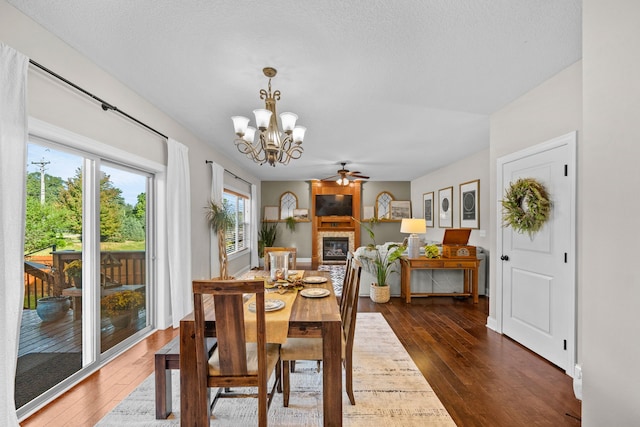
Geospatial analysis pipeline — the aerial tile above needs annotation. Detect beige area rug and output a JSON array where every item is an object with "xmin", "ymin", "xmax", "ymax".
[{"xmin": 97, "ymin": 313, "xmax": 455, "ymax": 426}]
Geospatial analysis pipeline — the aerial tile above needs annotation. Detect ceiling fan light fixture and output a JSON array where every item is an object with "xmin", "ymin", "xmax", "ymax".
[{"xmin": 232, "ymin": 67, "xmax": 305, "ymax": 167}]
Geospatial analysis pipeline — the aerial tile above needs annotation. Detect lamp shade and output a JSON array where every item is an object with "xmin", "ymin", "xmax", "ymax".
[
  {"xmin": 253, "ymin": 108, "xmax": 272, "ymax": 129},
  {"xmin": 400, "ymin": 218, "xmax": 427, "ymax": 234},
  {"xmin": 292, "ymin": 126, "xmax": 306, "ymax": 143},
  {"xmin": 231, "ymin": 116, "xmax": 249, "ymax": 135},
  {"xmin": 279, "ymin": 112, "xmax": 298, "ymax": 132},
  {"xmin": 243, "ymin": 126, "xmax": 256, "ymax": 143}
]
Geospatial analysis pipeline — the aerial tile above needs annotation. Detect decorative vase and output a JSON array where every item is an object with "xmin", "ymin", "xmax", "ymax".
[
  {"xmin": 36, "ymin": 296, "xmax": 71, "ymax": 322},
  {"xmin": 72, "ymin": 275, "xmax": 82, "ymax": 289},
  {"xmin": 370, "ymin": 283, "xmax": 390, "ymax": 303},
  {"xmin": 109, "ymin": 312, "xmax": 133, "ymax": 329}
]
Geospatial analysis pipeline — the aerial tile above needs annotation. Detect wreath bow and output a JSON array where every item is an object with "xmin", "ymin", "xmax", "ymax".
[{"xmin": 501, "ymin": 178, "xmax": 551, "ymax": 237}]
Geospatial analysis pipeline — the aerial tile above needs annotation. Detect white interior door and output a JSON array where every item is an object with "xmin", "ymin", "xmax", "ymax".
[{"xmin": 497, "ymin": 132, "xmax": 576, "ymax": 372}]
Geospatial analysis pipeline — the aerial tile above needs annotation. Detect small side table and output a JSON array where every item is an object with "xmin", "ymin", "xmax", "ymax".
[
  {"xmin": 62, "ymin": 287, "xmax": 82, "ymax": 320},
  {"xmin": 400, "ymin": 257, "xmax": 480, "ymax": 303}
]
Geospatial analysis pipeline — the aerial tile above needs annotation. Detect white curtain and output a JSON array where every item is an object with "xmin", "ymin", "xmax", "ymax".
[
  {"xmin": 250, "ymin": 184, "xmax": 259, "ymax": 268},
  {"xmin": 166, "ymin": 138, "xmax": 192, "ymax": 328},
  {"xmin": 0, "ymin": 43, "xmax": 28, "ymax": 427},
  {"xmin": 209, "ymin": 161, "xmax": 224, "ymax": 277}
]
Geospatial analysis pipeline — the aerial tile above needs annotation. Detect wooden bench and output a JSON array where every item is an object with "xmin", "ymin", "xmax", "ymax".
[{"xmin": 155, "ymin": 336, "xmax": 217, "ymax": 419}]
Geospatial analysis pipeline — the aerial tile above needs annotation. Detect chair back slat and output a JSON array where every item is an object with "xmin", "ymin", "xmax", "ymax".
[
  {"xmin": 192, "ymin": 279, "xmax": 265, "ymax": 378},
  {"xmin": 340, "ymin": 251, "xmax": 354, "ymax": 319},
  {"xmin": 343, "ymin": 259, "xmax": 362, "ymax": 353},
  {"xmin": 213, "ymin": 294, "xmax": 248, "ymax": 375}
]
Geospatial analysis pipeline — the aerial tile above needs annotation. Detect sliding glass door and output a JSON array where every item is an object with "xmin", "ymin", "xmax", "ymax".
[{"xmin": 17, "ymin": 138, "xmax": 154, "ymax": 414}]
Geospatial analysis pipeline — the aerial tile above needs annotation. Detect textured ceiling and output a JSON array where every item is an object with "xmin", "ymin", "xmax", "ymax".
[{"xmin": 8, "ymin": 0, "xmax": 582, "ymax": 182}]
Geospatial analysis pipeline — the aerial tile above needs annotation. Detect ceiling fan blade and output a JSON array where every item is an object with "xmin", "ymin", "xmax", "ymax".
[
  {"xmin": 321, "ymin": 174, "xmax": 340, "ymax": 181},
  {"xmin": 346, "ymin": 170, "xmax": 361, "ymax": 175},
  {"xmin": 350, "ymin": 173, "xmax": 370, "ymax": 179}
]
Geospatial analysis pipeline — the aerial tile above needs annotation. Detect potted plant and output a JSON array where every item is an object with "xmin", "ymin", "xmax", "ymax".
[
  {"xmin": 285, "ymin": 216, "xmax": 297, "ymax": 232},
  {"xmin": 258, "ymin": 221, "xmax": 278, "ymax": 266},
  {"xmin": 205, "ymin": 199, "xmax": 235, "ymax": 279},
  {"xmin": 354, "ymin": 218, "xmax": 406, "ymax": 303},
  {"xmin": 100, "ymin": 290, "xmax": 144, "ymax": 329},
  {"xmin": 63, "ymin": 259, "xmax": 83, "ymax": 288}
]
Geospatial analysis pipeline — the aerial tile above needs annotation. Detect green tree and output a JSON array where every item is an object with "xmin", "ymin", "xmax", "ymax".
[
  {"xmin": 24, "ymin": 198, "xmax": 68, "ymax": 253},
  {"xmin": 26, "ymin": 172, "xmax": 64, "ymax": 203},
  {"xmin": 132, "ymin": 193, "xmax": 146, "ymax": 223},
  {"xmin": 58, "ymin": 169, "xmax": 126, "ymax": 241}
]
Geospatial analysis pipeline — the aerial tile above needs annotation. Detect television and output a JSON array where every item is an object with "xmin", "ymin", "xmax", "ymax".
[{"xmin": 315, "ymin": 194, "xmax": 353, "ymax": 216}]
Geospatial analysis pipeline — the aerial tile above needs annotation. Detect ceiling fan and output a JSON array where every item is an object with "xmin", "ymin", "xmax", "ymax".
[{"xmin": 321, "ymin": 162, "xmax": 370, "ymax": 185}]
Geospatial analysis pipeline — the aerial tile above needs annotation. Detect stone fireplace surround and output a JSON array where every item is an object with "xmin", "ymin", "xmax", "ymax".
[{"xmin": 317, "ymin": 231, "xmax": 355, "ymax": 264}]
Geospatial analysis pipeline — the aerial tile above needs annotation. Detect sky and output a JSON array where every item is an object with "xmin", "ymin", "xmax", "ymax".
[{"xmin": 27, "ymin": 143, "xmax": 145, "ymax": 206}]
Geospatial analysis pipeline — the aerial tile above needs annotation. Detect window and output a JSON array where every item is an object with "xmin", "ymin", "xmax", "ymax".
[{"xmin": 224, "ymin": 190, "xmax": 249, "ymax": 255}]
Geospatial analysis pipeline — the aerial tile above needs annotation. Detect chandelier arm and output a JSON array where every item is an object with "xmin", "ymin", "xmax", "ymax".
[{"xmin": 235, "ymin": 138, "xmax": 267, "ymax": 163}]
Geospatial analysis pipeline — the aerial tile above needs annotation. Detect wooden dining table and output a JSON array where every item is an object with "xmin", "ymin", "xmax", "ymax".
[{"xmin": 179, "ymin": 270, "xmax": 343, "ymax": 426}]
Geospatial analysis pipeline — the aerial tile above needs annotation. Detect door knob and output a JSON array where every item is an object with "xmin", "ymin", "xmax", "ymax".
[{"xmin": 500, "ymin": 255, "xmax": 510, "ymax": 261}]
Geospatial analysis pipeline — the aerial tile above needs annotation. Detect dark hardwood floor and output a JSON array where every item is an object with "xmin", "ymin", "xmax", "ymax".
[
  {"xmin": 21, "ymin": 295, "xmax": 581, "ymax": 426},
  {"xmin": 358, "ymin": 296, "xmax": 581, "ymax": 427}
]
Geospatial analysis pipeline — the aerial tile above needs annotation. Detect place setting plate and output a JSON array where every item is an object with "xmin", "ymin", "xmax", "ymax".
[
  {"xmin": 300, "ymin": 288, "xmax": 331, "ymax": 298},
  {"xmin": 248, "ymin": 299, "xmax": 286, "ymax": 313},
  {"xmin": 303, "ymin": 276, "xmax": 328, "ymax": 284}
]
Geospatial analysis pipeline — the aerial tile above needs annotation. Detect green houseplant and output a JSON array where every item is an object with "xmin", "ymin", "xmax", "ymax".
[
  {"xmin": 206, "ymin": 199, "xmax": 235, "ymax": 279},
  {"xmin": 258, "ymin": 221, "xmax": 278, "ymax": 260},
  {"xmin": 354, "ymin": 218, "xmax": 406, "ymax": 303}
]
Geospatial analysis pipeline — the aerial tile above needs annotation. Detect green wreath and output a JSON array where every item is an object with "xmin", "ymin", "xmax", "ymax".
[{"xmin": 501, "ymin": 178, "xmax": 551, "ymax": 237}]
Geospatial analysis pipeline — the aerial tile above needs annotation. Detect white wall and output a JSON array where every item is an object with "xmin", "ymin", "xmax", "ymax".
[
  {"xmin": 0, "ymin": 0, "xmax": 260, "ymax": 327},
  {"xmin": 582, "ymin": 1, "xmax": 640, "ymax": 425},
  {"xmin": 488, "ymin": 61, "xmax": 582, "ymax": 332},
  {"xmin": 411, "ymin": 148, "xmax": 490, "ymax": 249}
]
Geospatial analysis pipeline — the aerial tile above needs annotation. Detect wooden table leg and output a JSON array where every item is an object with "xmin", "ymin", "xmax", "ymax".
[
  {"xmin": 322, "ymin": 313, "xmax": 342, "ymax": 427},
  {"xmin": 180, "ymin": 320, "xmax": 208, "ymax": 426}
]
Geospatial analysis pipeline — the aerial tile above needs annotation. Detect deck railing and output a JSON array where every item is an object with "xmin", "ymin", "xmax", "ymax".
[{"xmin": 23, "ymin": 250, "xmax": 146, "ymax": 310}]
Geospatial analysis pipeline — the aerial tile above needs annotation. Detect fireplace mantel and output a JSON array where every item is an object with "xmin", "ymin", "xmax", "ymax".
[{"xmin": 311, "ymin": 181, "xmax": 361, "ymax": 268}]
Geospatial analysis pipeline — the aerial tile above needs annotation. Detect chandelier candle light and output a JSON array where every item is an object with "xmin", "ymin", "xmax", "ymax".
[
  {"xmin": 401, "ymin": 218, "xmax": 427, "ymax": 259},
  {"xmin": 232, "ymin": 67, "xmax": 307, "ymax": 167}
]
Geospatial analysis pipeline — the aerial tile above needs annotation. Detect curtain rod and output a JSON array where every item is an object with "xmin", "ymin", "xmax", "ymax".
[
  {"xmin": 29, "ymin": 59, "xmax": 168, "ymax": 140},
  {"xmin": 205, "ymin": 160, "xmax": 252, "ymax": 186}
]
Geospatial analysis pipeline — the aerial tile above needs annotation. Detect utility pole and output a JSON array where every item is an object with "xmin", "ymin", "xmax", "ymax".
[{"xmin": 31, "ymin": 158, "xmax": 50, "ymax": 205}]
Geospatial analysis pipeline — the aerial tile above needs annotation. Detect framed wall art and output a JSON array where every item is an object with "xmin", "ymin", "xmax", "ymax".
[
  {"xmin": 263, "ymin": 206, "xmax": 279, "ymax": 222},
  {"xmin": 459, "ymin": 179, "xmax": 480, "ymax": 229},
  {"xmin": 438, "ymin": 186, "xmax": 453, "ymax": 228},
  {"xmin": 390, "ymin": 200, "xmax": 412, "ymax": 220},
  {"xmin": 293, "ymin": 208, "xmax": 309, "ymax": 221},
  {"xmin": 422, "ymin": 192, "xmax": 434, "ymax": 227}
]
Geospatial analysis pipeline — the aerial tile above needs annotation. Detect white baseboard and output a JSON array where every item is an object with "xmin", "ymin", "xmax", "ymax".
[
  {"xmin": 486, "ymin": 316, "xmax": 498, "ymax": 331},
  {"xmin": 573, "ymin": 364, "xmax": 582, "ymax": 400}
]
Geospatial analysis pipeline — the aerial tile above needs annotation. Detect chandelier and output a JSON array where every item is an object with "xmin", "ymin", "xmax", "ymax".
[{"xmin": 231, "ymin": 67, "xmax": 306, "ymax": 167}]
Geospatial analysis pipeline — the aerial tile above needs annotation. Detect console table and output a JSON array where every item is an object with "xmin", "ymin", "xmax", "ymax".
[{"xmin": 400, "ymin": 257, "xmax": 480, "ymax": 303}]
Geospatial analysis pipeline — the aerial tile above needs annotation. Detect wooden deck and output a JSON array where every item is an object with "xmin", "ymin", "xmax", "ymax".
[{"xmin": 19, "ymin": 307, "xmax": 148, "ymax": 357}]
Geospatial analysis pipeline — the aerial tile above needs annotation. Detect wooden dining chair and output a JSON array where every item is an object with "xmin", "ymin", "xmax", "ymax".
[
  {"xmin": 339, "ymin": 251, "xmax": 355, "ymax": 319},
  {"xmin": 263, "ymin": 247, "xmax": 297, "ymax": 271},
  {"xmin": 192, "ymin": 279, "xmax": 281, "ymax": 427},
  {"xmin": 279, "ymin": 259, "xmax": 362, "ymax": 406}
]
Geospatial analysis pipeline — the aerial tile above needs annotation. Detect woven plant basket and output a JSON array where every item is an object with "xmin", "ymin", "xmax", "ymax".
[{"xmin": 370, "ymin": 283, "xmax": 391, "ymax": 303}]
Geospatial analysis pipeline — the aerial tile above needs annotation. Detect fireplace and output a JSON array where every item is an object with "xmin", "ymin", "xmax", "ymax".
[{"xmin": 322, "ymin": 237, "xmax": 349, "ymax": 261}]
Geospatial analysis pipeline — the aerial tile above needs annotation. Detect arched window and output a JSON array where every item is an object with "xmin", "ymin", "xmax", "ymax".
[
  {"xmin": 375, "ymin": 191, "xmax": 394, "ymax": 220},
  {"xmin": 280, "ymin": 191, "xmax": 298, "ymax": 220}
]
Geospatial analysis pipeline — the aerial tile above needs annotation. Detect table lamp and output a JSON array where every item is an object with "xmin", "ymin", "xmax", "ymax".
[{"xmin": 400, "ymin": 218, "xmax": 427, "ymax": 259}]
